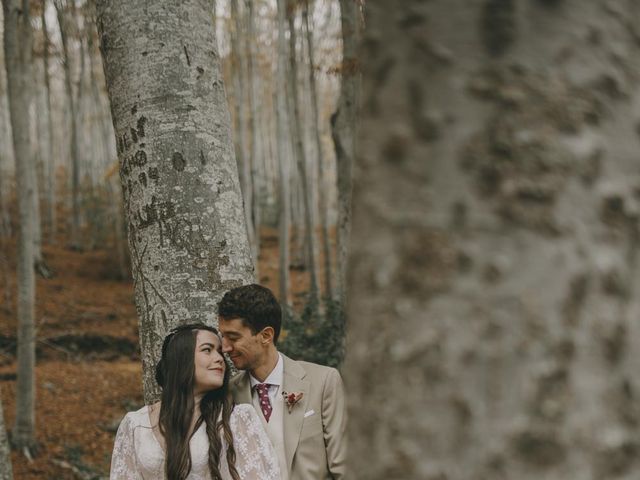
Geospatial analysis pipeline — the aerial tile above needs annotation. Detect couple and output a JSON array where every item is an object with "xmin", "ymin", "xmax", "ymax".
[{"xmin": 110, "ymin": 284, "xmax": 346, "ymax": 479}]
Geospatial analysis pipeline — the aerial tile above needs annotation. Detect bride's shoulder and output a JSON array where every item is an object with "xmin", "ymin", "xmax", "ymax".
[
  {"xmin": 122, "ymin": 403, "xmax": 155, "ymax": 427},
  {"xmin": 230, "ymin": 403, "xmax": 259, "ymax": 424}
]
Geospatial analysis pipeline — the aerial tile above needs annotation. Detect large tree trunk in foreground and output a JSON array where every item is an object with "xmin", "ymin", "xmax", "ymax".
[
  {"xmin": 0, "ymin": 396, "xmax": 12, "ymax": 480},
  {"xmin": 97, "ymin": 0, "xmax": 254, "ymax": 403},
  {"xmin": 332, "ymin": 0, "xmax": 359, "ymax": 307},
  {"xmin": 2, "ymin": 0, "xmax": 37, "ymax": 453},
  {"xmin": 346, "ymin": 1, "xmax": 640, "ymax": 479}
]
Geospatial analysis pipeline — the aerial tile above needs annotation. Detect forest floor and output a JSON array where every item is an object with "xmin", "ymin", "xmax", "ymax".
[{"xmin": 0, "ymin": 225, "xmax": 317, "ymax": 479}]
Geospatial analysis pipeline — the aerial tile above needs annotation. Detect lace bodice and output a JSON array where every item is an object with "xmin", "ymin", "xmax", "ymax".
[{"xmin": 109, "ymin": 403, "xmax": 281, "ymax": 479}]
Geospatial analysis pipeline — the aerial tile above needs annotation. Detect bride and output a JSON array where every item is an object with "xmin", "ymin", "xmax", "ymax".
[{"xmin": 110, "ymin": 323, "xmax": 281, "ymax": 479}]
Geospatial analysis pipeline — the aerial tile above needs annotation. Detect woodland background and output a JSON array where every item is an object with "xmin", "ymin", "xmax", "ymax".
[{"xmin": 4, "ymin": 1, "xmax": 640, "ymax": 480}]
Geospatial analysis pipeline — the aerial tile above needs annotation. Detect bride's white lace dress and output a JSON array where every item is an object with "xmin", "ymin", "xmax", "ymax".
[{"xmin": 110, "ymin": 403, "xmax": 281, "ymax": 479}]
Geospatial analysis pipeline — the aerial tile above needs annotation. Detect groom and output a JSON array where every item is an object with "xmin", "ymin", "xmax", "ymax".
[{"xmin": 217, "ymin": 284, "xmax": 346, "ymax": 480}]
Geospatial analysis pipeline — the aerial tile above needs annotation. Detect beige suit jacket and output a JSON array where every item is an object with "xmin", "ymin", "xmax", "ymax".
[{"xmin": 230, "ymin": 354, "xmax": 346, "ymax": 480}]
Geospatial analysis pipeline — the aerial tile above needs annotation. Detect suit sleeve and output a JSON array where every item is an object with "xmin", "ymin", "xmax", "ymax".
[{"xmin": 321, "ymin": 368, "xmax": 347, "ymax": 480}]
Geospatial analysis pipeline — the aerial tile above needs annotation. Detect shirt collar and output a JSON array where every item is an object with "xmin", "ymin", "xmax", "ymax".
[{"xmin": 249, "ymin": 352, "xmax": 283, "ymax": 388}]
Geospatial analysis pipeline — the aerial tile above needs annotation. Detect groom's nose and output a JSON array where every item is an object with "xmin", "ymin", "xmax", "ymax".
[{"xmin": 221, "ymin": 338, "xmax": 232, "ymax": 353}]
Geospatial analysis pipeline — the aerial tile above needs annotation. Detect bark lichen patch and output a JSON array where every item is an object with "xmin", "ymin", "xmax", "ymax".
[
  {"xmin": 462, "ymin": 67, "xmax": 602, "ymax": 233},
  {"xmin": 172, "ymin": 151, "xmax": 186, "ymax": 171},
  {"xmin": 511, "ymin": 425, "xmax": 567, "ymax": 467},
  {"xmin": 481, "ymin": 0, "xmax": 517, "ymax": 57},
  {"xmin": 393, "ymin": 227, "xmax": 457, "ymax": 296}
]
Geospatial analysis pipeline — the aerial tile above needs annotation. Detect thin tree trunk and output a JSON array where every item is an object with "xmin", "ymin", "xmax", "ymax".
[
  {"xmin": 29, "ymin": 75, "xmax": 48, "ymax": 276},
  {"xmin": 0, "ymin": 395, "xmax": 13, "ymax": 480},
  {"xmin": 87, "ymin": 0, "xmax": 127, "ymax": 279},
  {"xmin": 245, "ymin": 0, "xmax": 260, "ymax": 272},
  {"xmin": 287, "ymin": 2, "xmax": 319, "ymax": 305},
  {"xmin": 0, "ymin": 5, "xmax": 12, "ymax": 241},
  {"xmin": 332, "ymin": 0, "xmax": 359, "ymax": 307},
  {"xmin": 97, "ymin": 0, "xmax": 255, "ymax": 403},
  {"xmin": 303, "ymin": 0, "xmax": 332, "ymax": 300},
  {"xmin": 55, "ymin": 0, "xmax": 82, "ymax": 250},
  {"xmin": 276, "ymin": 0, "xmax": 290, "ymax": 306},
  {"xmin": 2, "ymin": 0, "xmax": 37, "ymax": 454},
  {"xmin": 230, "ymin": 0, "xmax": 256, "ymax": 265},
  {"xmin": 41, "ymin": 0, "xmax": 56, "ymax": 245}
]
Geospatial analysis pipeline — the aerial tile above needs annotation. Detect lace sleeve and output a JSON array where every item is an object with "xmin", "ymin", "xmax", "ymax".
[
  {"xmin": 109, "ymin": 413, "xmax": 141, "ymax": 480},
  {"xmin": 229, "ymin": 404, "xmax": 282, "ymax": 480}
]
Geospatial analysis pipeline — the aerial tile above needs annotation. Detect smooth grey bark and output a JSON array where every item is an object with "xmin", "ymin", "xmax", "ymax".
[
  {"xmin": 55, "ymin": 0, "xmax": 82, "ymax": 250},
  {"xmin": 332, "ymin": 0, "xmax": 359, "ymax": 307},
  {"xmin": 41, "ymin": 0, "xmax": 56, "ymax": 245},
  {"xmin": 97, "ymin": 0, "xmax": 255, "ymax": 403},
  {"xmin": 2, "ymin": 0, "xmax": 37, "ymax": 453},
  {"xmin": 0, "ymin": 395, "xmax": 13, "ymax": 480},
  {"xmin": 287, "ymin": 2, "xmax": 319, "ymax": 305},
  {"xmin": 346, "ymin": 1, "xmax": 640, "ymax": 479},
  {"xmin": 303, "ymin": 0, "xmax": 332, "ymax": 300},
  {"xmin": 276, "ymin": 0, "xmax": 290, "ymax": 306}
]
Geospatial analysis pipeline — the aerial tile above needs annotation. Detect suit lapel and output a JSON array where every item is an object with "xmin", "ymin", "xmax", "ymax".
[{"xmin": 281, "ymin": 355, "xmax": 310, "ymax": 473}]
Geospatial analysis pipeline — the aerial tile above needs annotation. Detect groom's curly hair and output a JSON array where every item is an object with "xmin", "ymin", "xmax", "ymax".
[{"xmin": 217, "ymin": 284, "xmax": 282, "ymax": 344}]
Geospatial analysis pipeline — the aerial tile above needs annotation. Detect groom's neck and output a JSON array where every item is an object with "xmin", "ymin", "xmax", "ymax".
[{"xmin": 250, "ymin": 346, "xmax": 279, "ymax": 382}]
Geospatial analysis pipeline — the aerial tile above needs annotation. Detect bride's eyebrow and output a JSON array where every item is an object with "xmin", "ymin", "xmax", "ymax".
[{"xmin": 198, "ymin": 342, "xmax": 216, "ymax": 349}]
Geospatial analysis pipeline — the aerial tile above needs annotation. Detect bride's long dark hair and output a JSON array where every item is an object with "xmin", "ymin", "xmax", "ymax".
[{"xmin": 155, "ymin": 323, "xmax": 241, "ymax": 480}]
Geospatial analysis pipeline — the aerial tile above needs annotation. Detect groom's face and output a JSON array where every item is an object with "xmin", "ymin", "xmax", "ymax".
[{"xmin": 218, "ymin": 317, "xmax": 263, "ymax": 371}]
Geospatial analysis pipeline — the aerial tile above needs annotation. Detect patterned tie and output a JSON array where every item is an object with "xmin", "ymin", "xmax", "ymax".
[{"xmin": 255, "ymin": 383, "xmax": 273, "ymax": 422}]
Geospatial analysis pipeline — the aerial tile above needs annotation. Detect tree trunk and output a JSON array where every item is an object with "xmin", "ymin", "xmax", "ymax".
[
  {"xmin": 332, "ymin": 0, "xmax": 360, "ymax": 308},
  {"xmin": 29, "ymin": 80, "xmax": 45, "ymax": 274},
  {"xmin": 97, "ymin": 0, "xmax": 255, "ymax": 403},
  {"xmin": 276, "ymin": 0, "xmax": 290, "ymax": 306},
  {"xmin": 303, "ymin": 0, "xmax": 332, "ymax": 300},
  {"xmin": 40, "ymin": 0, "xmax": 56, "ymax": 245},
  {"xmin": 2, "ymin": 0, "xmax": 37, "ymax": 453},
  {"xmin": 55, "ymin": 0, "xmax": 82, "ymax": 250},
  {"xmin": 0, "ymin": 396, "xmax": 13, "ymax": 480},
  {"xmin": 245, "ymin": 0, "xmax": 261, "ymax": 270},
  {"xmin": 287, "ymin": 2, "xmax": 319, "ymax": 305},
  {"xmin": 230, "ymin": 0, "xmax": 256, "ymax": 265},
  {"xmin": 346, "ymin": 1, "xmax": 640, "ymax": 479},
  {"xmin": 87, "ymin": 0, "xmax": 127, "ymax": 279}
]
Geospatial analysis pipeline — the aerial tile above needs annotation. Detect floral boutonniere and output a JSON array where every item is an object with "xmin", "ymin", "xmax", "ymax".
[{"xmin": 282, "ymin": 391, "xmax": 304, "ymax": 413}]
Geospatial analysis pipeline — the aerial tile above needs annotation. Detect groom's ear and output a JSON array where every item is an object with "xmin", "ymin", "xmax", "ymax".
[{"xmin": 259, "ymin": 326, "xmax": 275, "ymax": 345}]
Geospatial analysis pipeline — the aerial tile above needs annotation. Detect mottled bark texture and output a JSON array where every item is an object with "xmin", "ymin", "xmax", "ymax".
[
  {"xmin": 96, "ymin": 0, "xmax": 254, "ymax": 403},
  {"xmin": 346, "ymin": 1, "xmax": 640, "ymax": 479},
  {"xmin": 0, "ymin": 396, "xmax": 12, "ymax": 480},
  {"xmin": 2, "ymin": 0, "xmax": 37, "ymax": 452}
]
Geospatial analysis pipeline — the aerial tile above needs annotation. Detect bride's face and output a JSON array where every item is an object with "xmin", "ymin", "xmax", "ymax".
[{"xmin": 193, "ymin": 330, "xmax": 226, "ymax": 394}]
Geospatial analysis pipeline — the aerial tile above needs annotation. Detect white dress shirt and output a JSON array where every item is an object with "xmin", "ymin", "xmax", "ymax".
[{"xmin": 249, "ymin": 352, "xmax": 284, "ymax": 402}]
